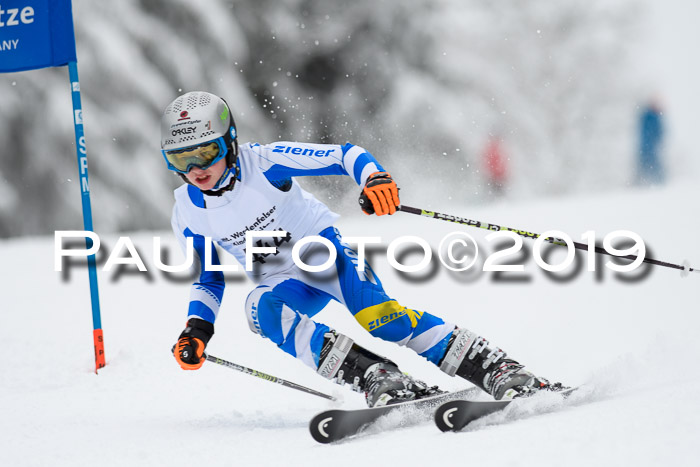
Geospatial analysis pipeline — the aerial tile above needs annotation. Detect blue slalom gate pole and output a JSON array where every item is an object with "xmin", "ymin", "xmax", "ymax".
[
  {"xmin": 68, "ymin": 61, "xmax": 105, "ymax": 372},
  {"xmin": 0, "ymin": 0, "xmax": 106, "ymax": 372}
]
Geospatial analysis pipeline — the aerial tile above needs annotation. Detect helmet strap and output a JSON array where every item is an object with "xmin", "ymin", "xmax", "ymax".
[
  {"xmin": 178, "ymin": 154, "xmax": 240, "ymax": 198},
  {"xmin": 203, "ymin": 158, "xmax": 240, "ymax": 196}
]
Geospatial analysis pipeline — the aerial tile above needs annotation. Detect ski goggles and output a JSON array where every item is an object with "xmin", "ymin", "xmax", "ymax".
[{"xmin": 162, "ymin": 137, "xmax": 228, "ymax": 173}]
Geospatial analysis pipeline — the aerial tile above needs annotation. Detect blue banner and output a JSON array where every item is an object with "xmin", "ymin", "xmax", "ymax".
[{"xmin": 0, "ymin": 0, "xmax": 76, "ymax": 73}]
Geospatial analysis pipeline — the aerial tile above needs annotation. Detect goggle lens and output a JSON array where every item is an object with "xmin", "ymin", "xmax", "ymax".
[{"xmin": 163, "ymin": 140, "xmax": 226, "ymax": 173}]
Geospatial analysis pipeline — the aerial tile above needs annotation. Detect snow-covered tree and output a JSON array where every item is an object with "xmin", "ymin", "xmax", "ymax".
[{"xmin": 0, "ymin": 0, "xmax": 647, "ymax": 237}]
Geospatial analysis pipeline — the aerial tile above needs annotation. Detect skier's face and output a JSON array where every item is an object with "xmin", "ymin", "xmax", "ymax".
[{"xmin": 184, "ymin": 158, "xmax": 227, "ymax": 191}]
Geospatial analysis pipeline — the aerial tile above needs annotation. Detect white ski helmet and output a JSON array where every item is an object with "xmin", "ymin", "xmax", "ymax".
[{"xmin": 160, "ymin": 91, "xmax": 239, "ymax": 174}]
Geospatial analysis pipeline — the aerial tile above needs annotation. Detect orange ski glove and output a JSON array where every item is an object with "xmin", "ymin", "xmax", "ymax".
[
  {"xmin": 359, "ymin": 172, "xmax": 400, "ymax": 216},
  {"xmin": 173, "ymin": 318, "xmax": 214, "ymax": 370}
]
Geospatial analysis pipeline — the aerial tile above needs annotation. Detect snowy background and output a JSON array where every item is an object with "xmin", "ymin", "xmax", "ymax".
[
  {"xmin": 1, "ymin": 0, "xmax": 699, "ymax": 466},
  {"xmin": 2, "ymin": 0, "xmax": 699, "ymax": 236}
]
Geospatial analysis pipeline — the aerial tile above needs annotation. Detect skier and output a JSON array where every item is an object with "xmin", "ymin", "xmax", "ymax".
[
  {"xmin": 637, "ymin": 99, "xmax": 665, "ymax": 185},
  {"xmin": 163, "ymin": 91, "xmax": 563, "ymax": 407}
]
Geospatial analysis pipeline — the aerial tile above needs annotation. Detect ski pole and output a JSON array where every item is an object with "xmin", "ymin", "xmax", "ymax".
[
  {"xmin": 205, "ymin": 353, "xmax": 337, "ymax": 401},
  {"xmin": 398, "ymin": 205, "xmax": 698, "ymax": 277}
]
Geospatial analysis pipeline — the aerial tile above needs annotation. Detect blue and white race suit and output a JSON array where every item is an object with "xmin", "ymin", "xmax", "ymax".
[{"xmin": 171, "ymin": 141, "xmax": 455, "ymax": 370}]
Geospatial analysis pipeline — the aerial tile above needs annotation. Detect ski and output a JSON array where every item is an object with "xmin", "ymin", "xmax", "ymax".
[
  {"xmin": 309, "ymin": 387, "xmax": 480, "ymax": 443},
  {"xmin": 434, "ymin": 399, "xmax": 511, "ymax": 432},
  {"xmin": 434, "ymin": 387, "xmax": 579, "ymax": 432}
]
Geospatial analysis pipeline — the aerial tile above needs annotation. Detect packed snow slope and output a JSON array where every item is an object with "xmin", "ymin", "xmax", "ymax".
[{"xmin": 2, "ymin": 182, "xmax": 698, "ymax": 467}]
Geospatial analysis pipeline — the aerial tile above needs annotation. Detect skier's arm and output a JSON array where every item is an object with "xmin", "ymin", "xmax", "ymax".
[
  {"xmin": 253, "ymin": 141, "xmax": 400, "ymax": 215},
  {"xmin": 252, "ymin": 141, "xmax": 385, "ymax": 187},
  {"xmin": 171, "ymin": 206, "xmax": 225, "ymax": 369},
  {"xmin": 172, "ymin": 212, "xmax": 225, "ymax": 323}
]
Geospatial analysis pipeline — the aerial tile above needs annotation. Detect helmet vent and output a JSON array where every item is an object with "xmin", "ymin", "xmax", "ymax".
[
  {"xmin": 186, "ymin": 94, "xmax": 198, "ymax": 110},
  {"xmin": 165, "ymin": 96, "xmax": 185, "ymax": 115}
]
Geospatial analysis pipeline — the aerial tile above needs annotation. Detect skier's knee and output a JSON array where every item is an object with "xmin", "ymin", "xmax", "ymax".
[
  {"xmin": 246, "ymin": 288, "xmax": 295, "ymax": 346},
  {"xmin": 245, "ymin": 286, "xmax": 275, "ymax": 336},
  {"xmin": 353, "ymin": 300, "xmax": 421, "ymax": 342}
]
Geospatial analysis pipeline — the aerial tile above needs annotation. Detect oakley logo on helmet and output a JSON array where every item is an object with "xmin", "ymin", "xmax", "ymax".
[{"xmin": 171, "ymin": 127, "xmax": 196, "ymax": 136}]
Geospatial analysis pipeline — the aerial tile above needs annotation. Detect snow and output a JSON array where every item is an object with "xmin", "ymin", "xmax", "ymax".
[
  {"xmin": 2, "ymin": 181, "xmax": 698, "ymax": 466},
  {"xmin": 2, "ymin": 1, "xmax": 699, "ymax": 465}
]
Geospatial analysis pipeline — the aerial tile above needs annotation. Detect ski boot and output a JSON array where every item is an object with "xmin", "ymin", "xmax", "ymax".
[
  {"xmin": 317, "ymin": 331, "xmax": 442, "ymax": 407},
  {"xmin": 439, "ymin": 327, "xmax": 567, "ymax": 400}
]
